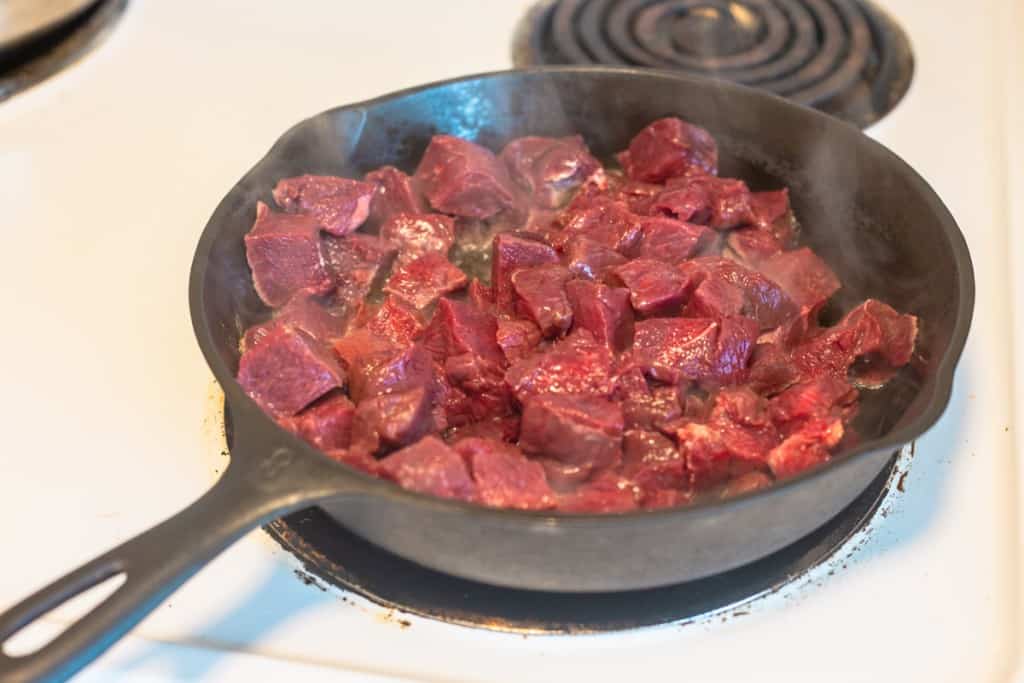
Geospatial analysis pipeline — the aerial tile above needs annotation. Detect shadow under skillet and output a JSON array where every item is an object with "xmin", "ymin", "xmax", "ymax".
[{"xmin": 264, "ymin": 452, "xmax": 898, "ymax": 634}]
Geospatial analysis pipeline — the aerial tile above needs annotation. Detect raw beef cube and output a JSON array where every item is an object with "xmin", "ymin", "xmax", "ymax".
[
  {"xmin": 615, "ymin": 369, "xmax": 683, "ymax": 430},
  {"xmin": 565, "ymin": 280, "xmax": 634, "ymax": 351},
  {"xmin": 770, "ymin": 376, "xmax": 859, "ymax": 435},
  {"xmin": 721, "ymin": 471, "xmax": 773, "ymax": 499},
  {"xmin": 623, "ymin": 429, "xmax": 687, "ymax": 498},
  {"xmin": 710, "ymin": 386, "xmax": 772, "ymax": 428},
  {"xmin": 617, "ymin": 117, "xmax": 718, "ymax": 182},
  {"xmin": 726, "ymin": 227, "xmax": 785, "ymax": 265},
  {"xmin": 632, "ymin": 318, "xmax": 718, "ymax": 384},
  {"xmin": 445, "ymin": 415, "xmax": 521, "ymax": 444},
  {"xmin": 414, "ymin": 135, "xmax": 517, "ymax": 218},
  {"xmin": 559, "ymin": 473, "xmax": 639, "ymax": 513},
  {"xmin": 364, "ymin": 296, "xmax": 427, "ymax": 345},
  {"xmin": 568, "ymin": 171, "xmax": 663, "ymax": 215},
  {"xmin": 384, "ymin": 252, "xmax": 468, "ymax": 310},
  {"xmin": 500, "ymin": 135, "xmax": 601, "ymax": 209},
  {"xmin": 332, "ymin": 326, "xmax": 399, "ymax": 368},
  {"xmin": 421, "ymin": 298, "xmax": 504, "ymax": 365},
  {"xmin": 444, "ymin": 353, "xmax": 512, "ymax": 407},
  {"xmin": 379, "ymin": 436, "xmax": 477, "ymax": 500},
  {"xmin": 353, "ymin": 387, "xmax": 436, "ymax": 451},
  {"xmin": 765, "ymin": 418, "xmax": 843, "ymax": 479},
  {"xmin": 758, "ymin": 247, "xmax": 841, "ymax": 311},
  {"xmin": 321, "ymin": 232, "xmax": 398, "ymax": 306},
  {"xmin": 519, "ymin": 394, "xmax": 624, "ymax": 472},
  {"xmin": 505, "ymin": 331, "xmax": 616, "ymax": 401},
  {"xmin": 559, "ymin": 200, "xmax": 644, "ymax": 254},
  {"xmin": 680, "ymin": 258, "xmax": 798, "ymax": 330},
  {"xmin": 380, "ymin": 212, "xmax": 456, "ymax": 263},
  {"xmin": 347, "ymin": 342, "xmax": 435, "ymax": 403},
  {"xmin": 565, "ymin": 236, "xmax": 627, "ymax": 281},
  {"xmin": 511, "ymin": 264, "xmax": 574, "ymax": 338},
  {"xmin": 791, "ymin": 299, "xmax": 917, "ymax": 384},
  {"xmin": 746, "ymin": 342, "xmax": 801, "ymax": 396},
  {"xmin": 614, "ymin": 259, "xmax": 694, "ymax": 316},
  {"xmin": 491, "ymin": 233, "xmax": 560, "ymax": 310},
  {"xmin": 672, "ymin": 419, "xmax": 770, "ymax": 491},
  {"xmin": 245, "ymin": 202, "xmax": 332, "ymax": 307},
  {"xmin": 273, "ymin": 175, "xmax": 375, "ymax": 236},
  {"xmin": 324, "ymin": 448, "xmax": 381, "ymax": 476},
  {"xmin": 365, "ymin": 166, "xmax": 426, "ymax": 223},
  {"xmin": 455, "ymin": 438, "xmax": 556, "ymax": 510},
  {"xmin": 496, "ymin": 318, "xmax": 543, "ymax": 363},
  {"xmin": 749, "ymin": 189, "xmax": 796, "ymax": 244},
  {"xmin": 686, "ymin": 276, "xmax": 746, "ymax": 319},
  {"xmin": 706, "ymin": 316, "xmax": 759, "ymax": 385},
  {"xmin": 654, "ymin": 176, "xmax": 753, "ymax": 230},
  {"xmin": 636, "ymin": 217, "xmax": 714, "ymax": 264},
  {"xmin": 237, "ymin": 325, "xmax": 344, "ymax": 417},
  {"xmin": 467, "ymin": 278, "xmax": 496, "ymax": 312},
  {"xmin": 278, "ymin": 393, "xmax": 355, "ymax": 450},
  {"xmin": 241, "ymin": 292, "xmax": 351, "ymax": 352},
  {"xmin": 538, "ymin": 459, "xmax": 594, "ymax": 490}
]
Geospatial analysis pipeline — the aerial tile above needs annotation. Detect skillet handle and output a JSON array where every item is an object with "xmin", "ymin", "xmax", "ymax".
[{"xmin": 0, "ymin": 442, "xmax": 351, "ymax": 682}]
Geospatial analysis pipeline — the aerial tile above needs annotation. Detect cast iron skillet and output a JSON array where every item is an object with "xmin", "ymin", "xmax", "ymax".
[{"xmin": 0, "ymin": 67, "xmax": 973, "ymax": 681}]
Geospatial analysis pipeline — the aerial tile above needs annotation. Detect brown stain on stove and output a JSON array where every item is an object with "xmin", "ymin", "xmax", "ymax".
[{"xmin": 896, "ymin": 471, "xmax": 908, "ymax": 493}]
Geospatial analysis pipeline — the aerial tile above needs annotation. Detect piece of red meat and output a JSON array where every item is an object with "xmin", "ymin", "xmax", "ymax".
[
  {"xmin": 352, "ymin": 386, "xmax": 436, "ymax": 452},
  {"xmin": 726, "ymin": 227, "xmax": 785, "ymax": 266},
  {"xmin": 636, "ymin": 217, "xmax": 715, "ymax": 264},
  {"xmin": 614, "ymin": 258, "xmax": 695, "ymax": 316},
  {"xmin": 383, "ymin": 252, "xmax": 468, "ymax": 310},
  {"xmin": 241, "ymin": 291, "xmax": 351, "ymax": 352},
  {"xmin": 622, "ymin": 429, "xmax": 687, "ymax": 498},
  {"xmin": 380, "ymin": 212, "xmax": 456, "ymax": 263},
  {"xmin": 414, "ymin": 135, "xmax": 517, "ymax": 218},
  {"xmin": 320, "ymin": 232, "xmax": 398, "ymax": 308},
  {"xmin": 445, "ymin": 415, "xmax": 521, "ymax": 444},
  {"xmin": 454, "ymin": 437, "xmax": 556, "ymax": 510},
  {"xmin": 631, "ymin": 317, "xmax": 718, "ymax": 384},
  {"xmin": 421, "ymin": 297, "xmax": 504, "ymax": 365},
  {"xmin": 500, "ymin": 135, "xmax": 601, "ymax": 209},
  {"xmin": 617, "ymin": 117, "xmax": 718, "ymax": 182},
  {"xmin": 565, "ymin": 280, "xmax": 634, "ymax": 352},
  {"xmin": 505, "ymin": 330, "xmax": 616, "ymax": 402},
  {"xmin": 363, "ymin": 296, "xmax": 426, "ymax": 345},
  {"xmin": 685, "ymin": 276, "xmax": 746, "ymax": 320},
  {"xmin": 364, "ymin": 166, "xmax": 426, "ymax": 224},
  {"xmin": 749, "ymin": 189, "xmax": 797, "ymax": 244},
  {"xmin": 680, "ymin": 257, "xmax": 798, "ymax": 330},
  {"xmin": 567, "ymin": 171, "xmax": 664, "ymax": 215},
  {"xmin": 557, "ymin": 199, "xmax": 644, "ymax": 254},
  {"xmin": 614, "ymin": 367, "xmax": 683, "ymax": 430},
  {"xmin": 278, "ymin": 392, "xmax": 355, "ymax": 451},
  {"xmin": 707, "ymin": 316, "xmax": 759, "ymax": 386},
  {"xmin": 324, "ymin": 447, "xmax": 381, "ymax": 476},
  {"xmin": 770, "ymin": 376, "xmax": 859, "ymax": 436},
  {"xmin": 237, "ymin": 325, "xmax": 345, "ymax": 417},
  {"xmin": 758, "ymin": 247, "xmax": 841, "ymax": 312},
  {"xmin": 652, "ymin": 176, "xmax": 754, "ymax": 230},
  {"xmin": 790, "ymin": 299, "xmax": 918, "ymax": 385},
  {"xmin": 491, "ymin": 233, "xmax": 560, "ymax": 310},
  {"xmin": 511, "ymin": 264, "xmax": 574, "ymax": 338},
  {"xmin": 378, "ymin": 436, "xmax": 477, "ymax": 500},
  {"xmin": 765, "ymin": 418, "xmax": 844, "ymax": 479},
  {"xmin": 519, "ymin": 394, "xmax": 624, "ymax": 474},
  {"xmin": 467, "ymin": 279, "xmax": 496, "ymax": 313},
  {"xmin": 273, "ymin": 175, "xmax": 375, "ymax": 236},
  {"xmin": 346, "ymin": 341, "xmax": 435, "ymax": 403},
  {"xmin": 746, "ymin": 342, "xmax": 801, "ymax": 396},
  {"xmin": 244, "ymin": 202, "xmax": 333, "ymax": 307},
  {"xmin": 558, "ymin": 472, "xmax": 639, "ymax": 513},
  {"xmin": 565, "ymin": 236, "xmax": 628, "ymax": 281},
  {"xmin": 496, "ymin": 318, "xmax": 543, "ymax": 363}
]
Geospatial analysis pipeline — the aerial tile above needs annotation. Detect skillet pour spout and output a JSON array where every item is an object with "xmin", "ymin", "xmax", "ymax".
[{"xmin": 0, "ymin": 67, "xmax": 973, "ymax": 682}]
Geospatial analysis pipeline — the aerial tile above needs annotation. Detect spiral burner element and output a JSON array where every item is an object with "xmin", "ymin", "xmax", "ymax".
[{"xmin": 514, "ymin": 0, "xmax": 914, "ymax": 128}]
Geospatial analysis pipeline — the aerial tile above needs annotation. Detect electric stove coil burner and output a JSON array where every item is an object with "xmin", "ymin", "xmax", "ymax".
[
  {"xmin": 266, "ymin": 454, "xmax": 899, "ymax": 633},
  {"xmin": 514, "ymin": 0, "xmax": 914, "ymax": 128}
]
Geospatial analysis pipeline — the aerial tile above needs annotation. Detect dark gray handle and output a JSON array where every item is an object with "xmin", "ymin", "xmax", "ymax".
[{"xmin": 0, "ymin": 442, "xmax": 353, "ymax": 682}]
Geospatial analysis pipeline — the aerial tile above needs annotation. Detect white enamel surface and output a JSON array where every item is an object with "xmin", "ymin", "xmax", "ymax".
[{"xmin": 0, "ymin": 0, "xmax": 1020, "ymax": 681}]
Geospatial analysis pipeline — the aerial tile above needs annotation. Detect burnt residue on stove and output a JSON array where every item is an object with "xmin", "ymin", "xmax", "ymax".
[
  {"xmin": 513, "ymin": 0, "xmax": 914, "ymax": 128},
  {"xmin": 263, "ymin": 450, "xmax": 901, "ymax": 634}
]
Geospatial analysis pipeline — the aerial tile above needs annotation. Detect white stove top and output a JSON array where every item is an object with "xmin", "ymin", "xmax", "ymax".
[{"xmin": 1, "ymin": 1, "xmax": 1021, "ymax": 681}]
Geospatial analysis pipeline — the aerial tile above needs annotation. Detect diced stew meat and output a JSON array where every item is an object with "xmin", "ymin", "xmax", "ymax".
[{"xmin": 238, "ymin": 118, "xmax": 919, "ymax": 513}]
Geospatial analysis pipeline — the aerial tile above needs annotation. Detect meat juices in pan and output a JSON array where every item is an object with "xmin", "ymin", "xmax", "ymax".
[{"xmin": 238, "ymin": 117, "xmax": 919, "ymax": 513}]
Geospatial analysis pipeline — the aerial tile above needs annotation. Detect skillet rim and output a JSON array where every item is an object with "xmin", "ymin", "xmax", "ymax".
[{"xmin": 189, "ymin": 65, "xmax": 975, "ymax": 524}]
